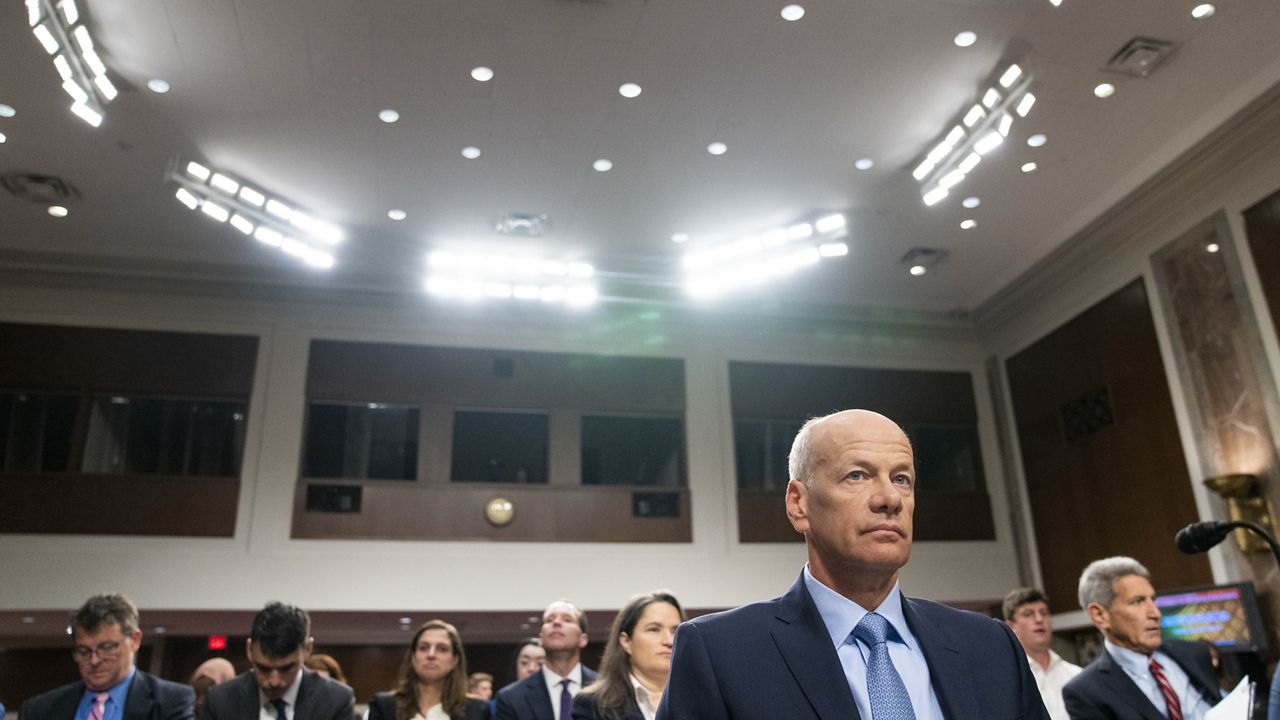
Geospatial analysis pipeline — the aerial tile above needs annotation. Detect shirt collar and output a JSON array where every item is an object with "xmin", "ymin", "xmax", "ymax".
[
  {"xmin": 86, "ymin": 666, "xmax": 136, "ymax": 706},
  {"xmin": 542, "ymin": 664, "xmax": 582, "ymax": 690},
  {"xmin": 259, "ymin": 668, "xmax": 304, "ymax": 710},
  {"xmin": 803, "ymin": 564, "xmax": 913, "ymax": 651},
  {"xmin": 1104, "ymin": 638, "xmax": 1157, "ymax": 677},
  {"xmin": 629, "ymin": 675, "xmax": 657, "ymax": 712}
]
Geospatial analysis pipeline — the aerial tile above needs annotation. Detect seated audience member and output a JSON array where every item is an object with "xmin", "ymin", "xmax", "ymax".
[
  {"xmin": 573, "ymin": 591, "xmax": 685, "ymax": 720},
  {"xmin": 1063, "ymin": 556, "xmax": 1221, "ymax": 719},
  {"xmin": 367, "ymin": 620, "xmax": 488, "ymax": 720},
  {"xmin": 305, "ymin": 654, "xmax": 349, "ymax": 685},
  {"xmin": 201, "ymin": 602, "xmax": 354, "ymax": 720},
  {"xmin": 21, "ymin": 593, "xmax": 195, "ymax": 720},
  {"xmin": 466, "ymin": 673, "xmax": 494, "ymax": 701},
  {"xmin": 495, "ymin": 600, "xmax": 597, "ymax": 720},
  {"xmin": 513, "ymin": 640, "xmax": 546, "ymax": 682},
  {"xmin": 190, "ymin": 658, "xmax": 237, "ymax": 712},
  {"xmin": 1003, "ymin": 587, "xmax": 1080, "ymax": 720}
]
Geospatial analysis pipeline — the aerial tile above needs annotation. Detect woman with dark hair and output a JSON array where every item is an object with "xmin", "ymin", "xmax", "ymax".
[
  {"xmin": 571, "ymin": 591, "xmax": 685, "ymax": 720},
  {"xmin": 512, "ymin": 638, "xmax": 546, "ymax": 681},
  {"xmin": 368, "ymin": 620, "xmax": 488, "ymax": 720}
]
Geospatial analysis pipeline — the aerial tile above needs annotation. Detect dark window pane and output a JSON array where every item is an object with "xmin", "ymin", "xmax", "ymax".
[
  {"xmin": 451, "ymin": 411, "xmax": 547, "ymax": 483},
  {"xmin": 0, "ymin": 392, "xmax": 79, "ymax": 473},
  {"xmin": 81, "ymin": 396, "xmax": 247, "ymax": 477},
  {"xmin": 908, "ymin": 425, "xmax": 986, "ymax": 493},
  {"xmin": 303, "ymin": 403, "xmax": 418, "ymax": 480},
  {"xmin": 582, "ymin": 415, "xmax": 684, "ymax": 486},
  {"xmin": 733, "ymin": 418, "xmax": 802, "ymax": 491}
]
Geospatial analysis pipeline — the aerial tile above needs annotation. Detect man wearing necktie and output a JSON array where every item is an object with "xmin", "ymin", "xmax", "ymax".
[
  {"xmin": 19, "ymin": 594, "xmax": 194, "ymax": 720},
  {"xmin": 495, "ymin": 600, "xmax": 599, "ymax": 720},
  {"xmin": 200, "ymin": 602, "xmax": 353, "ymax": 720},
  {"xmin": 657, "ymin": 409, "xmax": 1051, "ymax": 720},
  {"xmin": 1063, "ymin": 557, "xmax": 1221, "ymax": 720}
]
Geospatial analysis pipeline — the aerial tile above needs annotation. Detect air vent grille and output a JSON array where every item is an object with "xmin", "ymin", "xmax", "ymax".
[
  {"xmin": 1, "ymin": 172, "xmax": 81, "ymax": 205},
  {"xmin": 1106, "ymin": 37, "xmax": 1175, "ymax": 78}
]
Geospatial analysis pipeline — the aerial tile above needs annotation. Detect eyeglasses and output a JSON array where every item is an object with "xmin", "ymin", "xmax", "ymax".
[{"xmin": 73, "ymin": 640, "xmax": 125, "ymax": 662}]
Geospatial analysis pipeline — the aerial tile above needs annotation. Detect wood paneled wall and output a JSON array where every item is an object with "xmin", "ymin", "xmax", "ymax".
[{"xmin": 1006, "ymin": 279, "xmax": 1211, "ymax": 607}]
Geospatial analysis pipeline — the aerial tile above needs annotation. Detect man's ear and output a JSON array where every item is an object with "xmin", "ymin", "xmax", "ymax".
[
  {"xmin": 577, "ymin": 632, "xmax": 588, "ymax": 650},
  {"xmin": 1086, "ymin": 603, "xmax": 1108, "ymax": 630},
  {"xmin": 127, "ymin": 627, "xmax": 143, "ymax": 651},
  {"xmin": 786, "ymin": 480, "xmax": 810, "ymax": 534},
  {"xmin": 245, "ymin": 638, "xmax": 254, "ymax": 663},
  {"xmin": 303, "ymin": 637, "xmax": 315, "ymax": 659}
]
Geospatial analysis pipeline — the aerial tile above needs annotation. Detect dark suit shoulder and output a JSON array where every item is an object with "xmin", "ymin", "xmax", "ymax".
[
  {"xmin": 459, "ymin": 698, "xmax": 489, "ymax": 720},
  {"xmin": 131, "ymin": 672, "xmax": 196, "ymax": 720},
  {"xmin": 20, "ymin": 681, "xmax": 84, "ymax": 720},
  {"xmin": 681, "ymin": 596, "xmax": 781, "ymax": 637}
]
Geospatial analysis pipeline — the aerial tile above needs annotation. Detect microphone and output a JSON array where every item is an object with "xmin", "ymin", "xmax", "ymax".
[{"xmin": 1175, "ymin": 521, "xmax": 1234, "ymax": 554}]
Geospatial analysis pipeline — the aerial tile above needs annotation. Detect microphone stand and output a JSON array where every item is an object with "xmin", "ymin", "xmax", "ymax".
[{"xmin": 1217, "ymin": 520, "xmax": 1280, "ymax": 568}]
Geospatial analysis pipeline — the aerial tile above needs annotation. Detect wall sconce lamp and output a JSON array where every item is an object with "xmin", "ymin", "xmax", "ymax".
[{"xmin": 1203, "ymin": 473, "xmax": 1278, "ymax": 553}]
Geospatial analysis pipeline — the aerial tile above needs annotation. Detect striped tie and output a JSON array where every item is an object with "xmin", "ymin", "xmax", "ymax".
[
  {"xmin": 88, "ymin": 693, "xmax": 108, "ymax": 720},
  {"xmin": 1149, "ymin": 657, "xmax": 1183, "ymax": 720}
]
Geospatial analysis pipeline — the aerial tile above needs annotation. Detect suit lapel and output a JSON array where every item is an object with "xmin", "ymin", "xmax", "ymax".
[
  {"xmin": 1095, "ymin": 651, "xmax": 1165, "ymax": 720},
  {"xmin": 53, "ymin": 682, "xmax": 86, "ymax": 720},
  {"xmin": 294, "ymin": 671, "xmax": 318, "ymax": 720},
  {"xmin": 901, "ymin": 598, "xmax": 975, "ymax": 720},
  {"xmin": 524, "ymin": 674, "xmax": 555, "ymax": 720},
  {"xmin": 123, "ymin": 673, "xmax": 155, "ymax": 720},
  {"xmin": 769, "ymin": 575, "xmax": 861, "ymax": 720},
  {"xmin": 238, "ymin": 674, "xmax": 261, "ymax": 720}
]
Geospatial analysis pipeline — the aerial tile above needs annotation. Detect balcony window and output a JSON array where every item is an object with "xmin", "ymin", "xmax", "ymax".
[
  {"xmin": 0, "ymin": 392, "xmax": 79, "ymax": 473},
  {"xmin": 582, "ymin": 414, "xmax": 684, "ymax": 486},
  {"xmin": 81, "ymin": 395, "xmax": 247, "ymax": 477},
  {"xmin": 451, "ymin": 410, "xmax": 547, "ymax": 483},
  {"xmin": 303, "ymin": 403, "xmax": 418, "ymax": 480}
]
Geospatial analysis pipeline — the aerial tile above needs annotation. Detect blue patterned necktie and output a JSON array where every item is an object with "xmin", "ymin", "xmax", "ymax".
[{"xmin": 852, "ymin": 612, "xmax": 917, "ymax": 720}]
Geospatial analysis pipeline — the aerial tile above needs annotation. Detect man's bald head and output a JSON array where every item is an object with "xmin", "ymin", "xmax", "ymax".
[{"xmin": 789, "ymin": 410, "xmax": 911, "ymax": 486}]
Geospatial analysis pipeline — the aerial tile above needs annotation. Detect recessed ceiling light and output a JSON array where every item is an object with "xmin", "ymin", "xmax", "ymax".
[
  {"xmin": 1026, "ymin": 133, "xmax": 1047, "ymax": 147},
  {"xmin": 154, "ymin": 626, "xmax": 167, "ymax": 635},
  {"xmin": 1191, "ymin": 3, "xmax": 1215, "ymax": 18},
  {"xmin": 953, "ymin": 31, "xmax": 977, "ymax": 47},
  {"xmin": 619, "ymin": 82, "xmax": 642, "ymax": 98},
  {"xmin": 671, "ymin": 233, "xmax": 689, "ymax": 243},
  {"xmin": 48, "ymin": 205, "xmax": 68, "ymax": 217},
  {"xmin": 461, "ymin": 146, "xmax": 481, "ymax": 159},
  {"xmin": 399, "ymin": 617, "xmax": 412, "ymax": 624},
  {"xmin": 0, "ymin": 103, "xmax": 14, "ymax": 117},
  {"xmin": 388, "ymin": 209, "xmax": 407, "ymax": 221},
  {"xmin": 960, "ymin": 219, "xmax": 976, "ymax": 230},
  {"xmin": 1021, "ymin": 162, "xmax": 1038, "ymax": 173},
  {"xmin": 962, "ymin": 196, "xmax": 981, "ymax": 208},
  {"xmin": 854, "ymin": 158, "xmax": 874, "ymax": 170},
  {"xmin": 593, "ymin": 159, "xmax": 613, "ymax": 172},
  {"xmin": 147, "ymin": 78, "xmax": 171, "ymax": 94},
  {"xmin": 780, "ymin": 4, "xmax": 805, "ymax": 21},
  {"xmin": 471, "ymin": 66, "xmax": 494, "ymax": 82},
  {"xmin": 707, "ymin": 141, "xmax": 728, "ymax": 156},
  {"xmin": 1093, "ymin": 83, "xmax": 1115, "ymax": 98},
  {"xmin": 1206, "ymin": 242, "xmax": 1220, "ymax": 253},
  {"xmin": 0, "ymin": 132, "xmax": 6, "ymax": 144},
  {"xmin": 910, "ymin": 265, "xmax": 927, "ymax": 276},
  {"xmin": 21, "ymin": 616, "xmax": 34, "ymax": 624},
  {"xmin": 378, "ymin": 108, "xmax": 400, "ymax": 123}
]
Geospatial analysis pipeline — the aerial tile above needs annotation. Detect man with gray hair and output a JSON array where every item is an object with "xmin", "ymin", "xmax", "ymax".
[
  {"xmin": 659, "ymin": 409, "xmax": 1049, "ymax": 719},
  {"xmin": 1062, "ymin": 556, "xmax": 1221, "ymax": 719},
  {"xmin": 20, "ymin": 593, "xmax": 194, "ymax": 720}
]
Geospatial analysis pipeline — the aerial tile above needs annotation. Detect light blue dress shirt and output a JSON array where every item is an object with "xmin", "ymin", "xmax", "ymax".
[
  {"xmin": 804, "ymin": 566, "xmax": 945, "ymax": 720},
  {"xmin": 1104, "ymin": 640, "xmax": 1215, "ymax": 720},
  {"xmin": 75, "ymin": 666, "xmax": 136, "ymax": 720}
]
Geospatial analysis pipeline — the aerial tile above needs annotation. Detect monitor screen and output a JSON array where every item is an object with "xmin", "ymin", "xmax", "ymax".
[{"xmin": 1156, "ymin": 582, "xmax": 1266, "ymax": 652}]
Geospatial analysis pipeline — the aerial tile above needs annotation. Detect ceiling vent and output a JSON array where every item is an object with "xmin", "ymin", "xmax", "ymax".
[
  {"xmin": 495, "ymin": 212, "xmax": 550, "ymax": 237},
  {"xmin": 900, "ymin": 246, "xmax": 948, "ymax": 270},
  {"xmin": 2, "ymin": 171, "xmax": 81, "ymax": 205},
  {"xmin": 1106, "ymin": 37, "xmax": 1175, "ymax": 78}
]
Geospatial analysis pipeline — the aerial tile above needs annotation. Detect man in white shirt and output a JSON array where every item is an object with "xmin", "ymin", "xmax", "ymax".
[
  {"xmin": 1004, "ymin": 587, "xmax": 1082, "ymax": 720},
  {"xmin": 495, "ymin": 600, "xmax": 598, "ymax": 720},
  {"xmin": 1063, "ymin": 557, "xmax": 1222, "ymax": 720}
]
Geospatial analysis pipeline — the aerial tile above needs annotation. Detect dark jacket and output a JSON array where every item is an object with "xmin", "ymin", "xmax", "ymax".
[
  {"xmin": 20, "ymin": 671, "xmax": 195, "ymax": 720},
  {"xmin": 570, "ymin": 691, "xmax": 644, "ymax": 720},
  {"xmin": 494, "ymin": 668, "xmax": 599, "ymax": 720},
  {"xmin": 1062, "ymin": 639, "xmax": 1220, "ymax": 720},
  {"xmin": 200, "ymin": 670, "xmax": 353, "ymax": 720}
]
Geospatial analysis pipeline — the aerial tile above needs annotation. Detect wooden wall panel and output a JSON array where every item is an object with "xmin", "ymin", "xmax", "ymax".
[
  {"xmin": 1006, "ymin": 279, "xmax": 1211, "ymax": 606},
  {"xmin": 1245, "ymin": 189, "xmax": 1280, "ymax": 354},
  {"xmin": 308, "ymin": 342, "xmax": 685, "ymax": 412},
  {"xmin": 729, "ymin": 363, "xmax": 977, "ymax": 423},
  {"xmin": 0, "ymin": 324, "xmax": 258, "ymax": 397},
  {"xmin": 737, "ymin": 489, "xmax": 995, "ymax": 543},
  {"xmin": 0, "ymin": 475, "xmax": 239, "ymax": 536},
  {"xmin": 292, "ymin": 483, "xmax": 690, "ymax": 542}
]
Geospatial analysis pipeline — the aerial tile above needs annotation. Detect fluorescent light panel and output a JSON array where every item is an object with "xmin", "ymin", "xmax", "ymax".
[
  {"xmin": 169, "ymin": 157, "xmax": 343, "ymax": 270},
  {"xmin": 30, "ymin": 0, "xmax": 116, "ymax": 126},
  {"xmin": 682, "ymin": 214, "xmax": 848, "ymax": 298},
  {"xmin": 423, "ymin": 251, "xmax": 597, "ymax": 306},
  {"xmin": 913, "ymin": 61, "xmax": 1034, "ymax": 205}
]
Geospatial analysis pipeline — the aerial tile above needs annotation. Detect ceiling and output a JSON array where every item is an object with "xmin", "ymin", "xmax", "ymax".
[{"xmin": 2, "ymin": 0, "xmax": 1280, "ymax": 320}]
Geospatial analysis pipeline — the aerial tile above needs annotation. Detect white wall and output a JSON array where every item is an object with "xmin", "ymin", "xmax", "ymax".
[{"xmin": 0, "ymin": 278, "xmax": 1021, "ymax": 613}]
